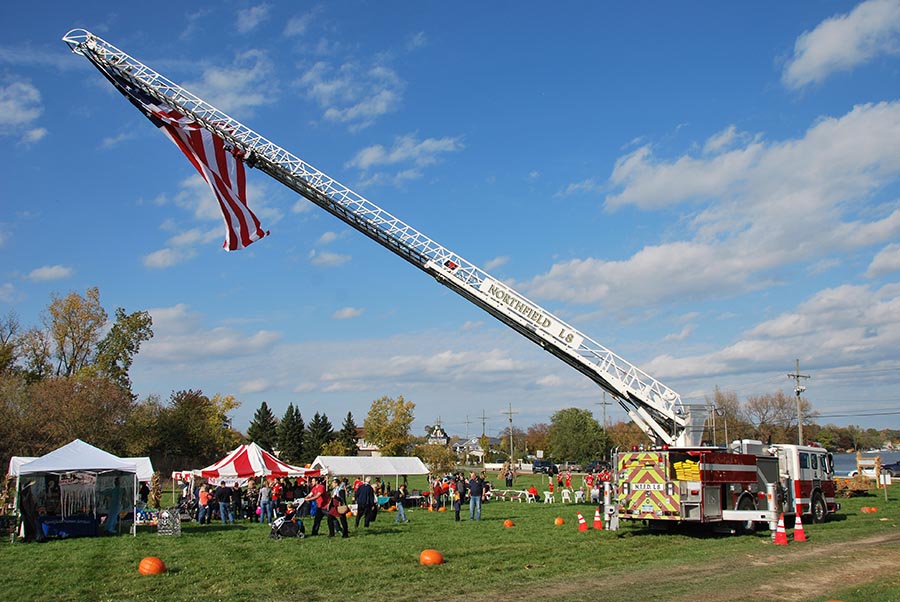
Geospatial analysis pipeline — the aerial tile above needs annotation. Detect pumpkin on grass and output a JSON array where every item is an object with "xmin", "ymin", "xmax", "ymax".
[
  {"xmin": 503, "ymin": 519, "xmax": 515, "ymax": 528},
  {"xmin": 138, "ymin": 556, "xmax": 167, "ymax": 575},
  {"xmin": 554, "ymin": 517, "xmax": 565, "ymax": 526},
  {"xmin": 419, "ymin": 549, "xmax": 444, "ymax": 565}
]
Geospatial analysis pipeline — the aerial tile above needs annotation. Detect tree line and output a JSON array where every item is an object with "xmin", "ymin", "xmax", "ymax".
[{"xmin": 2, "ymin": 288, "xmax": 893, "ymax": 479}]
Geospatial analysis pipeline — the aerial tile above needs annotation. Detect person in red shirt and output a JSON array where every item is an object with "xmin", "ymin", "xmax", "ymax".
[
  {"xmin": 305, "ymin": 477, "xmax": 328, "ymax": 536},
  {"xmin": 527, "ymin": 484, "xmax": 539, "ymax": 500}
]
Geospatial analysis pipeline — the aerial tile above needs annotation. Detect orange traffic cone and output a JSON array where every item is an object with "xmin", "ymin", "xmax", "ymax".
[
  {"xmin": 773, "ymin": 513, "xmax": 788, "ymax": 545},
  {"xmin": 793, "ymin": 514, "xmax": 807, "ymax": 542},
  {"xmin": 593, "ymin": 507, "xmax": 603, "ymax": 530},
  {"xmin": 577, "ymin": 512, "xmax": 589, "ymax": 532}
]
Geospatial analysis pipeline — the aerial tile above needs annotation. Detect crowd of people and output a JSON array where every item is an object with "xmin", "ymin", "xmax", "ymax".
[
  {"xmin": 181, "ymin": 474, "xmax": 419, "ymax": 537},
  {"xmin": 179, "ymin": 466, "xmax": 612, "ymax": 536}
]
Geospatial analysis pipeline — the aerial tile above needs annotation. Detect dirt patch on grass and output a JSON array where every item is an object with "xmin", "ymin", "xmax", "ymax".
[{"xmin": 462, "ymin": 530, "xmax": 900, "ymax": 602}]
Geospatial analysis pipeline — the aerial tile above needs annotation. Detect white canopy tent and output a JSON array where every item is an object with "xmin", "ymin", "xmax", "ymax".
[
  {"xmin": 310, "ymin": 456, "xmax": 429, "ymax": 490},
  {"xmin": 15, "ymin": 439, "xmax": 140, "ymax": 537}
]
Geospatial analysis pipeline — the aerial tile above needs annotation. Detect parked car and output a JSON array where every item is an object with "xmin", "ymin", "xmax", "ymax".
[
  {"xmin": 531, "ymin": 459, "xmax": 558, "ymax": 475},
  {"xmin": 584, "ymin": 460, "xmax": 611, "ymax": 474},
  {"xmin": 881, "ymin": 461, "xmax": 900, "ymax": 477}
]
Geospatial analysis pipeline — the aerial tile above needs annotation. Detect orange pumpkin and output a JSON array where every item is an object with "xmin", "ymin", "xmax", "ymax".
[
  {"xmin": 503, "ymin": 519, "xmax": 515, "ymax": 528},
  {"xmin": 437, "ymin": 506, "xmax": 446, "ymax": 512},
  {"xmin": 554, "ymin": 517, "xmax": 565, "ymax": 526},
  {"xmin": 138, "ymin": 556, "xmax": 167, "ymax": 575},
  {"xmin": 419, "ymin": 549, "xmax": 444, "ymax": 565}
]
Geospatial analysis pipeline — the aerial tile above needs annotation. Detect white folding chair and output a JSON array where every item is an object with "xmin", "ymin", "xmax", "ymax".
[
  {"xmin": 526, "ymin": 492, "xmax": 537, "ymax": 503},
  {"xmin": 543, "ymin": 491, "xmax": 554, "ymax": 504},
  {"xmin": 574, "ymin": 489, "xmax": 585, "ymax": 503},
  {"xmin": 561, "ymin": 489, "xmax": 572, "ymax": 503}
]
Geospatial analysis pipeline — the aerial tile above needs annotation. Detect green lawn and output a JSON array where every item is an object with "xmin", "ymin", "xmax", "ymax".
[{"xmin": 2, "ymin": 474, "xmax": 898, "ymax": 602}]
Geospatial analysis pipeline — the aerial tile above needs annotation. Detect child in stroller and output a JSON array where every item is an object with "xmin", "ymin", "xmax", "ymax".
[{"xmin": 269, "ymin": 499, "xmax": 306, "ymax": 539}]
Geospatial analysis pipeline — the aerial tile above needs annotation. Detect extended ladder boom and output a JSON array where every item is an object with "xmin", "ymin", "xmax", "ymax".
[{"xmin": 63, "ymin": 29, "xmax": 707, "ymax": 447}]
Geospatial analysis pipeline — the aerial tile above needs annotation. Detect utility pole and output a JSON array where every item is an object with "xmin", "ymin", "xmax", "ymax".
[
  {"xmin": 787, "ymin": 359, "xmax": 810, "ymax": 445},
  {"xmin": 501, "ymin": 402, "xmax": 518, "ymax": 461},
  {"xmin": 596, "ymin": 392, "xmax": 610, "ymax": 429},
  {"xmin": 464, "ymin": 415, "xmax": 471, "ymax": 440}
]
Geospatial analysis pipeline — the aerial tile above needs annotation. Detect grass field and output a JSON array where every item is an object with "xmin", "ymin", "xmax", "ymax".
[{"xmin": 2, "ymin": 473, "xmax": 899, "ymax": 602}]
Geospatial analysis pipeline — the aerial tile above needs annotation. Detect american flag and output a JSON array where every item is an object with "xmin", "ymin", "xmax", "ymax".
[{"xmin": 86, "ymin": 54, "xmax": 267, "ymax": 251}]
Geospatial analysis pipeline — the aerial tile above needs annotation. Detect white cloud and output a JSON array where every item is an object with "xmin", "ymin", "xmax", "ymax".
[
  {"xmin": 407, "ymin": 32, "xmax": 428, "ymax": 51},
  {"xmin": 663, "ymin": 324, "xmax": 694, "ymax": 343},
  {"xmin": 239, "ymin": 378, "xmax": 270, "ymax": 394},
  {"xmin": 184, "ymin": 49, "xmax": 276, "ymax": 115},
  {"xmin": 141, "ymin": 303, "xmax": 281, "ymax": 362},
  {"xmin": 535, "ymin": 102, "xmax": 900, "ymax": 310},
  {"xmin": 284, "ymin": 12, "xmax": 315, "ymax": 37},
  {"xmin": 867, "ymin": 243, "xmax": 900, "ymax": 277},
  {"xmin": 292, "ymin": 199, "xmax": 313, "ymax": 214},
  {"xmin": 0, "ymin": 79, "xmax": 43, "ymax": 140},
  {"xmin": 309, "ymin": 249, "xmax": 351, "ymax": 266},
  {"xmin": 483, "ymin": 256, "xmax": 509, "ymax": 271},
  {"xmin": 783, "ymin": 0, "xmax": 900, "ymax": 89},
  {"xmin": 347, "ymin": 133, "xmax": 464, "ymax": 170},
  {"xmin": 100, "ymin": 131, "xmax": 134, "ymax": 149},
  {"xmin": 142, "ymin": 247, "xmax": 196, "ymax": 269},
  {"xmin": 332, "ymin": 307, "xmax": 363, "ymax": 319},
  {"xmin": 27, "ymin": 265, "xmax": 72, "ymax": 281},
  {"xmin": 237, "ymin": 3, "xmax": 271, "ymax": 33},
  {"xmin": 0, "ymin": 283, "xmax": 17, "ymax": 303},
  {"xmin": 644, "ymin": 283, "xmax": 900, "ymax": 383},
  {"xmin": 556, "ymin": 178, "xmax": 602, "ymax": 198},
  {"xmin": 317, "ymin": 231, "xmax": 339, "ymax": 245},
  {"xmin": 21, "ymin": 128, "xmax": 46, "ymax": 144},
  {"xmin": 297, "ymin": 60, "xmax": 405, "ymax": 130}
]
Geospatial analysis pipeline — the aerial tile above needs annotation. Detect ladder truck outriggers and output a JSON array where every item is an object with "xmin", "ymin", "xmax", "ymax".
[{"xmin": 63, "ymin": 29, "xmax": 840, "ymax": 534}]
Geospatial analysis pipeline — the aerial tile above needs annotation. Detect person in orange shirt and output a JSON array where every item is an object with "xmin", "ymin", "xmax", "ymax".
[{"xmin": 197, "ymin": 484, "xmax": 211, "ymax": 524}]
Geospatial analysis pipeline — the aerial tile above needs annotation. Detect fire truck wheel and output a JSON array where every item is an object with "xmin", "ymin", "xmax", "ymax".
[
  {"xmin": 736, "ymin": 495, "xmax": 757, "ymax": 533},
  {"xmin": 811, "ymin": 492, "xmax": 827, "ymax": 524}
]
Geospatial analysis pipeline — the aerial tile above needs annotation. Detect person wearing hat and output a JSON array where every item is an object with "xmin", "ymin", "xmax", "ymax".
[{"xmin": 354, "ymin": 476, "xmax": 376, "ymax": 529}]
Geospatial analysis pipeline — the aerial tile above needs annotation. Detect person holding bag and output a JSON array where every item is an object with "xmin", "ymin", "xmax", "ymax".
[{"xmin": 327, "ymin": 489, "xmax": 349, "ymax": 538}]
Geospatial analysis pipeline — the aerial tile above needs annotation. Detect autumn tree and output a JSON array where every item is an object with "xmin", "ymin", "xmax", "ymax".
[
  {"xmin": 29, "ymin": 374, "xmax": 135, "ymax": 455},
  {"xmin": 153, "ymin": 389, "xmax": 241, "ymax": 470},
  {"xmin": 415, "ymin": 443, "xmax": 458, "ymax": 475},
  {"xmin": 606, "ymin": 419, "xmax": 649, "ymax": 449},
  {"xmin": 0, "ymin": 310, "xmax": 19, "ymax": 374},
  {"xmin": 303, "ymin": 412, "xmax": 334, "ymax": 463},
  {"xmin": 524, "ymin": 423, "xmax": 550, "ymax": 457},
  {"xmin": 497, "ymin": 425, "xmax": 527, "ymax": 460},
  {"xmin": 363, "ymin": 395, "xmax": 415, "ymax": 456},
  {"xmin": 95, "ymin": 307, "xmax": 153, "ymax": 392},
  {"xmin": 745, "ymin": 391, "xmax": 816, "ymax": 443},
  {"xmin": 277, "ymin": 403, "xmax": 305, "ymax": 464},
  {"xmin": 44, "ymin": 286, "xmax": 107, "ymax": 377},
  {"xmin": 247, "ymin": 401, "xmax": 279, "ymax": 452},
  {"xmin": 18, "ymin": 327, "xmax": 52, "ymax": 383}
]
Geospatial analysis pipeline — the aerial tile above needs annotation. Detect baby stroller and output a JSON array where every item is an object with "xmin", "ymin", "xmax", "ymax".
[{"xmin": 269, "ymin": 499, "xmax": 305, "ymax": 540}]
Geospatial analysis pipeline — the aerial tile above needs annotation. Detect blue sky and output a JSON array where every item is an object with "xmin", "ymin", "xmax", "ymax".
[{"xmin": 2, "ymin": 1, "xmax": 900, "ymax": 439}]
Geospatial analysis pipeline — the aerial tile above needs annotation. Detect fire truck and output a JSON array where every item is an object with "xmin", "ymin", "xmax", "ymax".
[
  {"xmin": 63, "ymin": 29, "xmax": 840, "ymax": 534},
  {"xmin": 615, "ymin": 440, "xmax": 840, "ymax": 533}
]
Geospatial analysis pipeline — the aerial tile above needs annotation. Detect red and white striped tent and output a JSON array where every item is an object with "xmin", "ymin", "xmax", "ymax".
[{"xmin": 196, "ymin": 443, "xmax": 321, "ymax": 480}]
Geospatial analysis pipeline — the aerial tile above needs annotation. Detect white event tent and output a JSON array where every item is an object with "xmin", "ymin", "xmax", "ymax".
[
  {"xmin": 14, "ymin": 439, "xmax": 142, "ymax": 537},
  {"xmin": 310, "ymin": 455, "xmax": 429, "ymax": 489}
]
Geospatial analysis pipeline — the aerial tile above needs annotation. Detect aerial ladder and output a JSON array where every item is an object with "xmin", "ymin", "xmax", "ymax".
[{"xmin": 62, "ymin": 29, "xmax": 707, "ymax": 449}]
